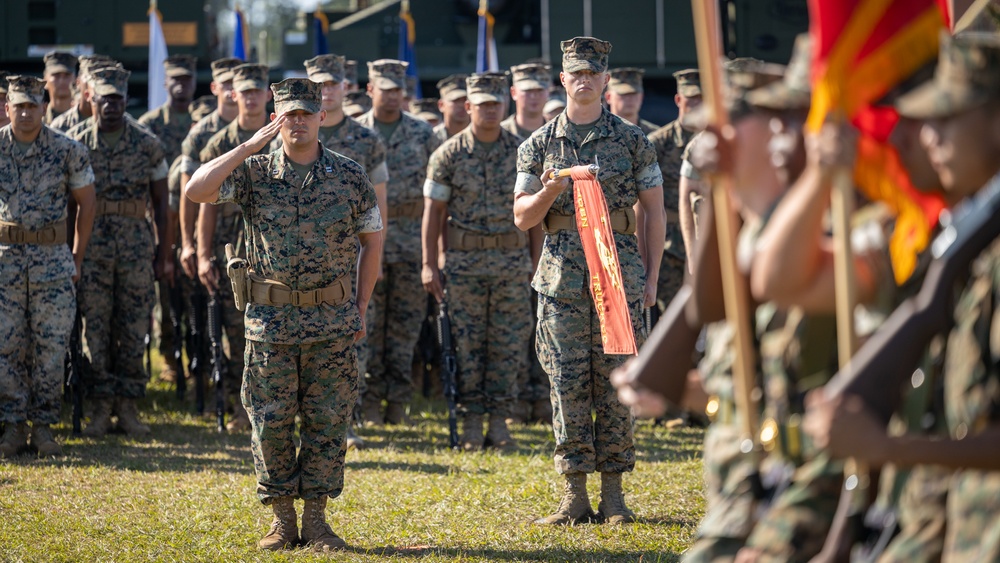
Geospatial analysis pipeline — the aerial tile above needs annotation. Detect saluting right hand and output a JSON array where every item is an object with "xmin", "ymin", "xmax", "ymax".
[{"xmin": 244, "ymin": 114, "xmax": 286, "ymax": 153}]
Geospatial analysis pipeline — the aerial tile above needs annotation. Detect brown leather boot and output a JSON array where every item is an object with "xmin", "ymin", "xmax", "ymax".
[
  {"xmin": 597, "ymin": 472, "xmax": 637, "ymax": 524},
  {"xmin": 532, "ymin": 473, "xmax": 596, "ymax": 525},
  {"xmin": 259, "ymin": 497, "xmax": 298, "ymax": 550},
  {"xmin": 116, "ymin": 398, "xmax": 151, "ymax": 437},
  {"xmin": 384, "ymin": 402, "xmax": 411, "ymax": 426},
  {"xmin": 0, "ymin": 422, "xmax": 29, "ymax": 458},
  {"xmin": 459, "ymin": 413, "xmax": 484, "ymax": 451},
  {"xmin": 29, "ymin": 424, "xmax": 62, "ymax": 457},
  {"xmin": 83, "ymin": 399, "xmax": 114, "ymax": 438},
  {"xmin": 301, "ymin": 497, "xmax": 347, "ymax": 551},
  {"xmin": 484, "ymin": 414, "xmax": 517, "ymax": 450}
]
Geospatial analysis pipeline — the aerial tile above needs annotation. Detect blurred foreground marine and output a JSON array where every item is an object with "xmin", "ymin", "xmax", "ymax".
[
  {"xmin": 0, "ymin": 76, "xmax": 96, "ymax": 458},
  {"xmin": 805, "ymin": 31, "xmax": 1000, "ymax": 562},
  {"xmin": 185, "ymin": 78, "xmax": 382, "ymax": 551},
  {"xmin": 514, "ymin": 36, "xmax": 664, "ymax": 525}
]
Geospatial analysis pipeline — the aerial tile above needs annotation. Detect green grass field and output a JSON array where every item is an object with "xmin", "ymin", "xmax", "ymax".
[{"xmin": 0, "ymin": 358, "xmax": 705, "ymax": 563}]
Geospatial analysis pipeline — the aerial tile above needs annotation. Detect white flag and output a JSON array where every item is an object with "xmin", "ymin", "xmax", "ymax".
[{"xmin": 148, "ymin": 4, "xmax": 168, "ymax": 110}]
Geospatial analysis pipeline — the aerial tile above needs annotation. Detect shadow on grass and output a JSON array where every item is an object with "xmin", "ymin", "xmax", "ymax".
[{"xmin": 346, "ymin": 544, "xmax": 682, "ymax": 562}]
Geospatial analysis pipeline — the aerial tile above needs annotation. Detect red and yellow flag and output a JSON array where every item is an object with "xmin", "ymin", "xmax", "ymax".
[
  {"xmin": 808, "ymin": 0, "xmax": 948, "ymax": 283},
  {"xmin": 571, "ymin": 167, "xmax": 638, "ymax": 356}
]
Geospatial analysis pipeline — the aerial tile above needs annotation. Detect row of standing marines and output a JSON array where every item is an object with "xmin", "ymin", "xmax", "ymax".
[
  {"xmin": 4, "ymin": 23, "xmax": 999, "ymax": 559},
  {"xmin": 0, "ymin": 36, "xmax": 679, "ymax": 550}
]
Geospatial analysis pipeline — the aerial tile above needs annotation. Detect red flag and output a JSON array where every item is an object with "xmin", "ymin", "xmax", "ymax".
[
  {"xmin": 808, "ymin": 0, "xmax": 948, "ymax": 283},
  {"xmin": 571, "ymin": 167, "xmax": 637, "ymax": 356}
]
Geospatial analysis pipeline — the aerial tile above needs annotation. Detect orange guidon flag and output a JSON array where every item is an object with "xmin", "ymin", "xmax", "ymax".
[
  {"xmin": 808, "ymin": 0, "xmax": 948, "ymax": 283},
  {"xmin": 570, "ymin": 166, "xmax": 638, "ymax": 356}
]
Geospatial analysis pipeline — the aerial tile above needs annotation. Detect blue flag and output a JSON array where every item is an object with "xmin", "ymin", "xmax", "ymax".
[
  {"xmin": 476, "ymin": 0, "xmax": 498, "ymax": 73},
  {"xmin": 314, "ymin": 10, "xmax": 329, "ymax": 56},
  {"xmin": 398, "ymin": 5, "xmax": 422, "ymax": 98},
  {"xmin": 233, "ymin": 6, "xmax": 248, "ymax": 61}
]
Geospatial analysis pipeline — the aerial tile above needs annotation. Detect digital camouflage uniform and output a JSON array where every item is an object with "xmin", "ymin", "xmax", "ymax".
[
  {"xmin": 503, "ymin": 62, "xmax": 554, "ymax": 416},
  {"xmin": 939, "ymin": 228, "xmax": 1000, "ymax": 561},
  {"xmin": 214, "ymin": 109, "xmax": 381, "ymax": 503},
  {"xmin": 0, "ymin": 108, "xmax": 94, "ymax": 426},
  {"xmin": 200, "ymin": 118, "xmax": 270, "ymax": 392},
  {"xmin": 425, "ymin": 123, "xmax": 531, "ymax": 418},
  {"xmin": 67, "ymin": 70, "xmax": 168, "ymax": 400},
  {"xmin": 140, "ymin": 55, "xmax": 196, "ymax": 369},
  {"xmin": 356, "ymin": 80, "xmax": 441, "ymax": 407},
  {"xmin": 50, "ymin": 106, "xmax": 86, "ymax": 134},
  {"xmin": 516, "ymin": 103, "xmax": 661, "ymax": 475},
  {"xmin": 648, "ymin": 119, "xmax": 693, "ymax": 312}
]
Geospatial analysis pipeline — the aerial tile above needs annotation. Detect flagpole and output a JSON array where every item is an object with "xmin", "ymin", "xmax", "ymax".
[{"xmin": 691, "ymin": 0, "xmax": 760, "ymax": 450}]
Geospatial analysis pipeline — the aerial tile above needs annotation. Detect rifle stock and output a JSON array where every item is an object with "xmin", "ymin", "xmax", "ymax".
[
  {"xmin": 436, "ymin": 294, "xmax": 460, "ymax": 449},
  {"xmin": 826, "ymin": 175, "xmax": 1000, "ymax": 422},
  {"xmin": 628, "ymin": 285, "xmax": 701, "ymax": 405}
]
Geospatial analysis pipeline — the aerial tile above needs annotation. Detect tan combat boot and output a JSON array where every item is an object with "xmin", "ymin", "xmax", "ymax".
[
  {"xmin": 83, "ymin": 398, "xmax": 114, "ymax": 438},
  {"xmin": 300, "ymin": 497, "xmax": 347, "ymax": 551},
  {"xmin": 361, "ymin": 397, "xmax": 383, "ymax": 427},
  {"xmin": 0, "ymin": 422, "xmax": 29, "ymax": 458},
  {"xmin": 226, "ymin": 405, "xmax": 251, "ymax": 432},
  {"xmin": 597, "ymin": 472, "xmax": 637, "ymax": 524},
  {"xmin": 533, "ymin": 473, "xmax": 596, "ymax": 525},
  {"xmin": 484, "ymin": 413, "xmax": 517, "ymax": 450},
  {"xmin": 384, "ymin": 402, "xmax": 410, "ymax": 426},
  {"xmin": 459, "ymin": 413, "xmax": 484, "ymax": 451},
  {"xmin": 30, "ymin": 424, "xmax": 62, "ymax": 457},
  {"xmin": 346, "ymin": 426, "xmax": 365, "ymax": 450},
  {"xmin": 259, "ymin": 497, "xmax": 298, "ymax": 550},
  {"xmin": 116, "ymin": 398, "xmax": 151, "ymax": 437}
]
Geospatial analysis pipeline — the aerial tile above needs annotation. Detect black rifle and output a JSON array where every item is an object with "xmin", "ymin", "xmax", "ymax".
[
  {"xmin": 167, "ymin": 254, "xmax": 186, "ymax": 400},
  {"xmin": 65, "ymin": 300, "xmax": 85, "ymax": 436},
  {"xmin": 435, "ymin": 293, "xmax": 460, "ymax": 449},
  {"xmin": 188, "ymin": 288, "xmax": 208, "ymax": 415},
  {"xmin": 826, "ymin": 174, "xmax": 1000, "ymax": 421},
  {"xmin": 419, "ymin": 294, "xmax": 438, "ymax": 399},
  {"xmin": 207, "ymin": 277, "xmax": 226, "ymax": 433}
]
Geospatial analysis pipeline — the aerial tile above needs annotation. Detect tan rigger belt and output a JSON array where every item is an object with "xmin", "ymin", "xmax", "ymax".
[
  {"xmin": 0, "ymin": 221, "xmax": 67, "ymax": 245},
  {"xmin": 249, "ymin": 272, "xmax": 352, "ymax": 307},
  {"xmin": 389, "ymin": 200, "xmax": 423, "ymax": 219},
  {"xmin": 95, "ymin": 198, "xmax": 147, "ymax": 219},
  {"xmin": 448, "ymin": 226, "xmax": 527, "ymax": 250},
  {"xmin": 542, "ymin": 207, "xmax": 637, "ymax": 235}
]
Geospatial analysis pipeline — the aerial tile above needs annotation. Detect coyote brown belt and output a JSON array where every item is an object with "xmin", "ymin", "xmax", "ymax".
[
  {"xmin": 542, "ymin": 207, "xmax": 637, "ymax": 235},
  {"xmin": 95, "ymin": 198, "xmax": 147, "ymax": 219},
  {"xmin": 0, "ymin": 221, "xmax": 67, "ymax": 245},
  {"xmin": 389, "ymin": 200, "xmax": 423, "ymax": 219},
  {"xmin": 249, "ymin": 272, "xmax": 351, "ymax": 307},
  {"xmin": 447, "ymin": 226, "xmax": 527, "ymax": 250}
]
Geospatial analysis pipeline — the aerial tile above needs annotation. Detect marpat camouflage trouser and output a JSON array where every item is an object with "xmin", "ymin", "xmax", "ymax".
[
  {"xmin": 657, "ymin": 252, "xmax": 686, "ymax": 313},
  {"xmin": 681, "ymin": 422, "xmax": 758, "ymax": 563},
  {"xmin": 744, "ymin": 453, "xmax": 844, "ymax": 563},
  {"xmin": 941, "ymin": 469, "xmax": 1000, "ymax": 561},
  {"xmin": 81, "ymin": 217, "xmax": 155, "ymax": 399},
  {"xmin": 0, "ymin": 275, "xmax": 75, "ymax": 424},
  {"xmin": 448, "ymin": 273, "xmax": 532, "ymax": 417},
  {"xmin": 535, "ymin": 292, "xmax": 644, "ymax": 474},
  {"xmin": 243, "ymin": 336, "xmax": 357, "ymax": 503},
  {"xmin": 878, "ymin": 464, "xmax": 950, "ymax": 563},
  {"xmin": 365, "ymin": 261, "xmax": 424, "ymax": 404},
  {"xmin": 517, "ymin": 288, "xmax": 550, "ymax": 404}
]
